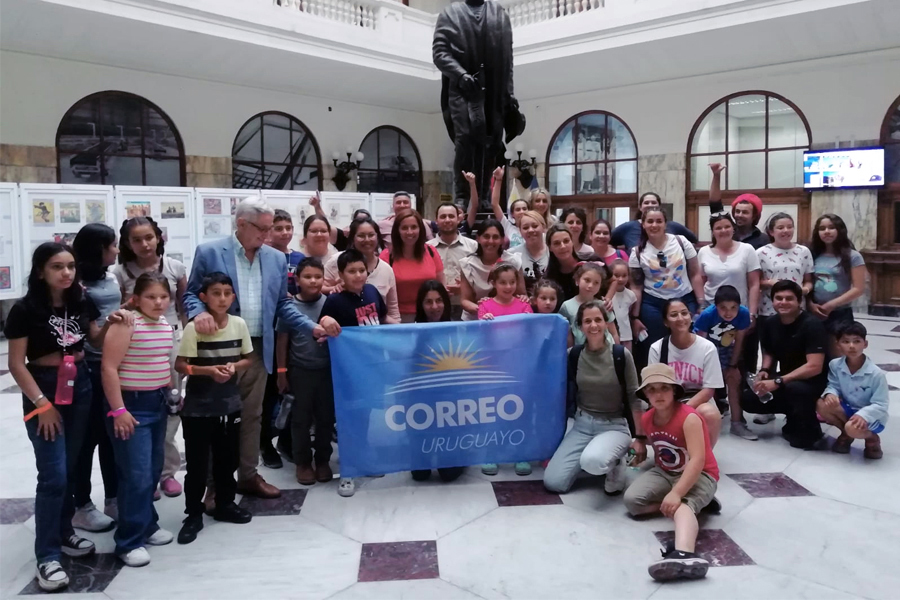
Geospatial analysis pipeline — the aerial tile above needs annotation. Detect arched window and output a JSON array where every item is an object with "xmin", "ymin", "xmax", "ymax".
[
  {"xmin": 357, "ymin": 126, "xmax": 422, "ymax": 199},
  {"xmin": 56, "ymin": 91, "xmax": 184, "ymax": 186},
  {"xmin": 232, "ymin": 112, "xmax": 321, "ymax": 190},
  {"xmin": 545, "ymin": 111, "xmax": 637, "ymax": 225},
  {"xmin": 686, "ymin": 91, "xmax": 812, "ymax": 241}
]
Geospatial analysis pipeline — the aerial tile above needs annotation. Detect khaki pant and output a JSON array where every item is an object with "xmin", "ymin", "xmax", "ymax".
[
  {"xmin": 236, "ymin": 338, "xmax": 268, "ymax": 482},
  {"xmin": 623, "ymin": 466, "xmax": 717, "ymax": 515}
]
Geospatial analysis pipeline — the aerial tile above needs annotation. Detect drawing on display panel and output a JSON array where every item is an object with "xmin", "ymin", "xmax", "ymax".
[
  {"xmin": 161, "ymin": 202, "xmax": 185, "ymax": 219},
  {"xmin": 32, "ymin": 201, "xmax": 54, "ymax": 225},
  {"xmin": 231, "ymin": 198, "xmax": 239, "ymax": 216},
  {"xmin": 329, "ymin": 205, "xmax": 339, "ymax": 220},
  {"xmin": 86, "ymin": 201, "xmax": 106, "ymax": 223},
  {"xmin": 53, "ymin": 232, "xmax": 77, "ymax": 246},
  {"xmin": 204, "ymin": 198, "xmax": 222, "ymax": 215},
  {"xmin": 59, "ymin": 202, "xmax": 82, "ymax": 224},
  {"xmin": 169, "ymin": 252, "xmax": 183, "ymax": 263},
  {"xmin": 0, "ymin": 267, "xmax": 10, "ymax": 290},
  {"xmin": 349, "ymin": 202, "xmax": 363, "ymax": 216},
  {"xmin": 126, "ymin": 201, "xmax": 151, "ymax": 218},
  {"xmin": 204, "ymin": 218, "xmax": 223, "ymax": 237},
  {"xmin": 298, "ymin": 207, "xmax": 309, "ymax": 223}
]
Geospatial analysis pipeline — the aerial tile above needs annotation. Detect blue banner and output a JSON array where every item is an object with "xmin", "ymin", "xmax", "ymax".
[{"xmin": 329, "ymin": 314, "xmax": 567, "ymax": 477}]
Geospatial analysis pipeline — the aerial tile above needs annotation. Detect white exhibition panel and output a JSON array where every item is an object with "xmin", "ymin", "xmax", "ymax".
[
  {"xmin": 115, "ymin": 186, "xmax": 197, "ymax": 272},
  {"xmin": 194, "ymin": 188, "xmax": 259, "ymax": 246},
  {"xmin": 260, "ymin": 190, "xmax": 370, "ymax": 252},
  {"xmin": 370, "ymin": 193, "xmax": 398, "ymax": 222},
  {"xmin": 18, "ymin": 183, "xmax": 118, "ymax": 281},
  {"xmin": 0, "ymin": 183, "xmax": 25, "ymax": 300},
  {"xmin": 698, "ymin": 203, "xmax": 798, "ymax": 243}
]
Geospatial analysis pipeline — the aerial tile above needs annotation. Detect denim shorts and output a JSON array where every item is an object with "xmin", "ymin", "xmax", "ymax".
[{"xmin": 841, "ymin": 400, "xmax": 885, "ymax": 434}]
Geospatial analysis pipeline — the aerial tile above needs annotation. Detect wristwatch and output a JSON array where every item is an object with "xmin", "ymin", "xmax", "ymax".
[{"xmin": 774, "ymin": 377, "xmax": 784, "ymax": 388}]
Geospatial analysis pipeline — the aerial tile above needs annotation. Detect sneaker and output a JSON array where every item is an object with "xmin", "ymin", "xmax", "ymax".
[
  {"xmin": 603, "ymin": 459, "xmax": 626, "ymax": 496},
  {"xmin": 104, "ymin": 498, "xmax": 118, "ymax": 522},
  {"xmin": 753, "ymin": 413, "xmax": 776, "ymax": 425},
  {"xmin": 177, "ymin": 515, "xmax": 204, "ymax": 544},
  {"xmin": 338, "ymin": 477, "xmax": 356, "ymax": 497},
  {"xmin": 160, "ymin": 477, "xmax": 182, "ymax": 498},
  {"xmin": 145, "ymin": 528, "xmax": 174, "ymax": 546},
  {"xmin": 35, "ymin": 561, "xmax": 68, "ymax": 592},
  {"xmin": 61, "ymin": 534, "xmax": 96, "ymax": 557},
  {"xmin": 213, "ymin": 502, "xmax": 252, "ymax": 524},
  {"xmin": 730, "ymin": 421, "xmax": 758, "ymax": 441},
  {"xmin": 153, "ymin": 488, "xmax": 161, "ymax": 501},
  {"xmin": 261, "ymin": 445, "xmax": 283, "ymax": 469},
  {"xmin": 119, "ymin": 546, "xmax": 151, "ymax": 568},
  {"xmin": 648, "ymin": 549, "xmax": 709, "ymax": 581},
  {"xmin": 514, "ymin": 462, "xmax": 532, "ymax": 476},
  {"xmin": 832, "ymin": 432, "xmax": 853, "ymax": 454},
  {"xmin": 481, "ymin": 463, "xmax": 499, "ymax": 476},
  {"xmin": 72, "ymin": 501, "xmax": 116, "ymax": 532},
  {"xmin": 864, "ymin": 435, "xmax": 883, "ymax": 460}
]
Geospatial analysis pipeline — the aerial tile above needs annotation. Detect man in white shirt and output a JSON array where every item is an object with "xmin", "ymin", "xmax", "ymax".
[
  {"xmin": 378, "ymin": 192, "xmax": 433, "ymax": 251},
  {"xmin": 427, "ymin": 202, "xmax": 477, "ymax": 320}
]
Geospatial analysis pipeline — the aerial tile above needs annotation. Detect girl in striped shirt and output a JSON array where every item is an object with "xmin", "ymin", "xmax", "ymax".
[{"xmin": 101, "ymin": 272, "xmax": 175, "ymax": 568}]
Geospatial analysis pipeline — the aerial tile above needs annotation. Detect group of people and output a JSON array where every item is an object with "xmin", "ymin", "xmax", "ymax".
[{"xmin": 6, "ymin": 162, "xmax": 890, "ymax": 590}]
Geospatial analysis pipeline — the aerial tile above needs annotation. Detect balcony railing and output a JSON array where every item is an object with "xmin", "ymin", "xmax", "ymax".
[
  {"xmin": 501, "ymin": 0, "xmax": 605, "ymax": 28},
  {"xmin": 276, "ymin": 0, "xmax": 379, "ymax": 30}
]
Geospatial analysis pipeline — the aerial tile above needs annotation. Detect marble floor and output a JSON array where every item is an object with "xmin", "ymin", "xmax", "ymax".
[{"xmin": 1, "ymin": 315, "xmax": 899, "ymax": 599}]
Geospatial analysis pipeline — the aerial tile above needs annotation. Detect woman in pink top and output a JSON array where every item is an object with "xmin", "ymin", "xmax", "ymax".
[
  {"xmin": 590, "ymin": 218, "xmax": 629, "ymax": 266},
  {"xmin": 101, "ymin": 272, "xmax": 176, "ymax": 567},
  {"xmin": 478, "ymin": 264, "xmax": 533, "ymax": 320},
  {"xmin": 379, "ymin": 210, "xmax": 444, "ymax": 323}
]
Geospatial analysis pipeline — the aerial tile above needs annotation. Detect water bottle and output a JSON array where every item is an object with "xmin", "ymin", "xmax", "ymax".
[
  {"xmin": 54, "ymin": 355, "xmax": 76, "ymax": 405},
  {"xmin": 274, "ymin": 393, "xmax": 294, "ymax": 430},
  {"xmin": 166, "ymin": 388, "xmax": 182, "ymax": 415},
  {"xmin": 625, "ymin": 448, "xmax": 641, "ymax": 471},
  {"xmin": 746, "ymin": 372, "xmax": 773, "ymax": 403}
]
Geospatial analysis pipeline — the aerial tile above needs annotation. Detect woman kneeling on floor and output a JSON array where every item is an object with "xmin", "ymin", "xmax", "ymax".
[{"xmin": 543, "ymin": 300, "xmax": 646, "ymax": 495}]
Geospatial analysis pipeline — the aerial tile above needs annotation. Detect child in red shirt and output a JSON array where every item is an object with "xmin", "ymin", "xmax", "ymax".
[{"xmin": 623, "ymin": 363, "xmax": 720, "ymax": 582}]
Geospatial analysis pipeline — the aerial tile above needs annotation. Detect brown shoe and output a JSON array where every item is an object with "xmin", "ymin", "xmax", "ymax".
[
  {"xmin": 864, "ymin": 435, "xmax": 883, "ymax": 460},
  {"xmin": 236, "ymin": 474, "xmax": 281, "ymax": 499},
  {"xmin": 203, "ymin": 487, "xmax": 216, "ymax": 515},
  {"xmin": 315, "ymin": 462, "xmax": 333, "ymax": 483},
  {"xmin": 296, "ymin": 463, "xmax": 316, "ymax": 485},
  {"xmin": 831, "ymin": 433, "xmax": 853, "ymax": 454}
]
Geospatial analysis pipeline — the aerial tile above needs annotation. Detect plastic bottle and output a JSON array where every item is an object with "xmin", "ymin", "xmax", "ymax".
[
  {"xmin": 54, "ymin": 355, "xmax": 76, "ymax": 405},
  {"xmin": 746, "ymin": 372, "xmax": 773, "ymax": 403},
  {"xmin": 166, "ymin": 388, "xmax": 181, "ymax": 415},
  {"xmin": 274, "ymin": 394, "xmax": 294, "ymax": 430},
  {"xmin": 625, "ymin": 448, "xmax": 641, "ymax": 471}
]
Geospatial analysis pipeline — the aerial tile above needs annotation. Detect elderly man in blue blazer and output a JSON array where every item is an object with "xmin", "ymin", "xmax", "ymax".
[{"xmin": 185, "ymin": 199, "xmax": 341, "ymax": 500}]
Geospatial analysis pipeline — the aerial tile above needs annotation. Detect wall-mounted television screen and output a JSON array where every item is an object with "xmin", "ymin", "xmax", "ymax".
[{"xmin": 803, "ymin": 148, "xmax": 884, "ymax": 189}]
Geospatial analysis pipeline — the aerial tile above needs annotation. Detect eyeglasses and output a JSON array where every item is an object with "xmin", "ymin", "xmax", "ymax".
[
  {"xmin": 657, "ymin": 251, "xmax": 668, "ymax": 269},
  {"xmin": 246, "ymin": 220, "xmax": 273, "ymax": 234}
]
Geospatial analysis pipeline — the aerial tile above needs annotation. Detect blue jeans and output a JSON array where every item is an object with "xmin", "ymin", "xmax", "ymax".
[
  {"xmin": 24, "ymin": 363, "xmax": 92, "ymax": 563},
  {"xmin": 543, "ymin": 410, "xmax": 631, "ymax": 494},
  {"xmin": 107, "ymin": 388, "xmax": 167, "ymax": 554},
  {"xmin": 635, "ymin": 291, "xmax": 698, "ymax": 370}
]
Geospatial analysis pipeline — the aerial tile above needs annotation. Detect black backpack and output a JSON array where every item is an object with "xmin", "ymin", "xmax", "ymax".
[{"xmin": 566, "ymin": 343, "xmax": 636, "ymax": 436}]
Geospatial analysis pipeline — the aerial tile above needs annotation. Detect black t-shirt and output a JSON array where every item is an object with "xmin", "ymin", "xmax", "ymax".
[
  {"xmin": 759, "ymin": 311, "xmax": 827, "ymax": 382},
  {"xmin": 3, "ymin": 298, "xmax": 100, "ymax": 361},
  {"xmin": 320, "ymin": 284, "xmax": 386, "ymax": 328}
]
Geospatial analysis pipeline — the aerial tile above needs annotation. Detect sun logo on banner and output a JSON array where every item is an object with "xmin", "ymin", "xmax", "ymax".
[{"xmin": 385, "ymin": 339, "xmax": 517, "ymax": 395}]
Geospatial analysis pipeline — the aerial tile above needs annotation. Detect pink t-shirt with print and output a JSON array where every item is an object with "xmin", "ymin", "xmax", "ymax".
[{"xmin": 478, "ymin": 297, "xmax": 533, "ymax": 319}]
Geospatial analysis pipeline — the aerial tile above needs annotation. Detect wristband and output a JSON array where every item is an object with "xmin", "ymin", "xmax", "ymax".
[
  {"xmin": 185, "ymin": 365, "xmax": 194, "ymax": 376},
  {"xmin": 277, "ymin": 368, "xmax": 288, "ymax": 374},
  {"xmin": 32, "ymin": 393, "xmax": 47, "ymax": 406},
  {"xmin": 24, "ymin": 403, "xmax": 52, "ymax": 422},
  {"xmin": 107, "ymin": 407, "xmax": 127, "ymax": 418}
]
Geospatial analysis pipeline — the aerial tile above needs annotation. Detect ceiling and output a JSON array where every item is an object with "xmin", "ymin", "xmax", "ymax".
[{"xmin": 2, "ymin": 0, "xmax": 899, "ymax": 114}]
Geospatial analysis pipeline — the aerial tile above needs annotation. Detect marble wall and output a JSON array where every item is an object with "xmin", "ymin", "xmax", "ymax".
[
  {"xmin": 638, "ymin": 153, "xmax": 686, "ymax": 222},
  {"xmin": 185, "ymin": 155, "xmax": 232, "ymax": 188},
  {"xmin": 0, "ymin": 144, "xmax": 57, "ymax": 183}
]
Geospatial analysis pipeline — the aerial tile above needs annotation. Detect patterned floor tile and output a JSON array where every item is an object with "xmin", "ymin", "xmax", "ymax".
[
  {"xmin": 19, "ymin": 553, "xmax": 123, "ymax": 594},
  {"xmin": 877, "ymin": 364, "xmax": 900, "ymax": 372},
  {"xmin": 893, "ymin": 325, "xmax": 900, "ymax": 333},
  {"xmin": 727, "ymin": 473, "xmax": 813, "ymax": 498},
  {"xmin": 654, "ymin": 529, "xmax": 755, "ymax": 567},
  {"xmin": 491, "ymin": 480, "xmax": 562, "ymax": 507},
  {"xmin": 358, "ymin": 541, "xmax": 439, "ymax": 582},
  {"xmin": 0, "ymin": 498, "xmax": 35, "ymax": 524},
  {"xmin": 238, "ymin": 488, "xmax": 307, "ymax": 516}
]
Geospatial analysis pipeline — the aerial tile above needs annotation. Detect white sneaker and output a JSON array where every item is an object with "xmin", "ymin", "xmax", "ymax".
[
  {"xmin": 338, "ymin": 477, "xmax": 356, "ymax": 497},
  {"xmin": 36, "ymin": 561, "xmax": 69, "ymax": 592},
  {"xmin": 119, "ymin": 546, "xmax": 151, "ymax": 568},
  {"xmin": 104, "ymin": 498, "xmax": 118, "ymax": 522},
  {"xmin": 145, "ymin": 528, "xmax": 174, "ymax": 546},
  {"xmin": 72, "ymin": 502, "xmax": 115, "ymax": 532},
  {"xmin": 753, "ymin": 413, "xmax": 776, "ymax": 425},
  {"xmin": 603, "ymin": 459, "xmax": 626, "ymax": 496}
]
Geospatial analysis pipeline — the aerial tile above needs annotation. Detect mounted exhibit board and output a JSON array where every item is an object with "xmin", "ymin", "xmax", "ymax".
[
  {"xmin": 194, "ymin": 188, "xmax": 259, "ymax": 246},
  {"xmin": 260, "ymin": 191, "xmax": 369, "ymax": 253},
  {"xmin": 18, "ymin": 183, "xmax": 118, "ymax": 278},
  {"xmin": 115, "ymin": 186, "xmax": 197, "ymax": 272},
  {"xmin": 0, "ymin": 184, "xmax": 25, "ymax": 300},
  {"xmin": 370, "ymin": 193, "xmax": 403, "ymax": 222}
]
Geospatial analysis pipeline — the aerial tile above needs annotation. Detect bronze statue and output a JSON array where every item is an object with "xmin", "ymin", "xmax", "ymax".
[{"xmin": 433, "ymin": 0, "xmax": 526, "ymax": 209}]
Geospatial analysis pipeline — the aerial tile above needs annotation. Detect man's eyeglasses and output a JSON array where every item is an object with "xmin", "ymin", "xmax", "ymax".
[{"xmin": 247, "ymin": 220, "xmax": 273, "ymax": 234}]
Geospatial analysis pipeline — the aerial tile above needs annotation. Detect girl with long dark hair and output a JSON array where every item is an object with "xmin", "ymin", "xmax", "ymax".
[
  {"xmin": 380, "ymin": 209, "xmax": 445, "ymax": 322},
  {"xmin": 560, "ymin": 207, "xmax": 593, "ymax": 255},
  {"xmin": 589, "ymin": 218, "xmax": 629, "ymax": 266},
  {"xmin": 545, "ymin": 224, "xmax": 603, "ymax": 300},
  {"xmin": 459, "ymin": 218, "xmax": 525, "ymax": 321}
]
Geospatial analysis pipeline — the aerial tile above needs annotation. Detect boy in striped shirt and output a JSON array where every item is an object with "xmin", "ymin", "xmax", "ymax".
[{"xmin": 174, "ymin": 272, "xmax": 255, "ymax": 544}]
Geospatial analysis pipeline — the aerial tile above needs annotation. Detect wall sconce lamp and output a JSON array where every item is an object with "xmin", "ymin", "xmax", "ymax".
[
  {"xmin": 504, "ymin": 143, "xmax": 537, "ymax": 188},
  {"xmin": 332, "ymin": 147, "xmax": 364, "ymax": 191}
]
